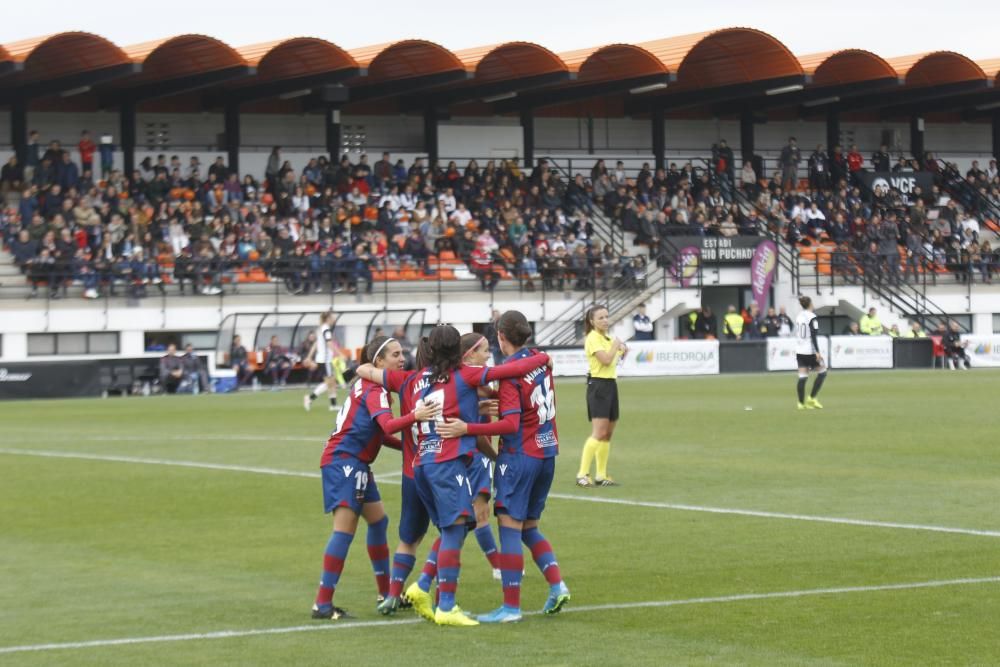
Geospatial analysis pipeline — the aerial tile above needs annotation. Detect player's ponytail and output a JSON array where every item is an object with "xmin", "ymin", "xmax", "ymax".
[
  {"xmin": 414, "ymin": 336, "xmax": 431, "ymax": 370},
  {"xmin": 426, "ymin": 325, "xmax": 462, "ymax": 382},
  {"xmin": 583, "ymin": 304, "xmax": 609, "ymax": 336},
  {"xmin": 498, "ymin": 310, "xmax": 532, "ymax": 347}
]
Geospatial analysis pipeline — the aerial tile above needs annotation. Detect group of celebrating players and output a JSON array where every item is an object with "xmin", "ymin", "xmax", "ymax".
[{"xmin": 309, "ymin": 311, "xmax": 569, "ymax": 626}]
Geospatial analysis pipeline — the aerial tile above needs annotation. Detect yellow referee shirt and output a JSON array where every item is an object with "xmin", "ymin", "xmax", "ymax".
[{"xmin": 585, "ymin": 330, "xmax": 619, "ymax": 379}]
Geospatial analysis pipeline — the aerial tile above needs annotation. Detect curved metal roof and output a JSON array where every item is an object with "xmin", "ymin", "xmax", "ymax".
[
  {"xmin": 560, "ymin": 43, "xmax": 668, "ymax": 82},
  {"xmin": 123, "ymin": 35, "xmax": 247, "ymax": 82},
  {"xmin": 2, "ymin": 32, "xmax": 130, "ymax": 81},
  {"xmin": 886, "ymin": 51, "xmax": 987, "ymax": 87},
  {"xmin": 349, "ymin": 40, "xmax": 465, "ymax": 81},
  {"xmin": 453, "ymin": 42, "xmax": 568, "ymax": 82},
  {"xmin": 238, "ymin": 37, "xmax": 358, "ymax": 80},
  {"xmin": 798, "ymin": 49, "xmax": 900, "ymax": 86}
]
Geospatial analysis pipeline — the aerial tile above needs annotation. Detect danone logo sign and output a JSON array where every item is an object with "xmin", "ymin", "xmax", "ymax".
[
  {"xmin": 672, "ymin": 246, "xmax": 701, "ymax": 287},
  {"xmin": 0, "ymin": 368, "xmax": 32, "ymax": 382}
]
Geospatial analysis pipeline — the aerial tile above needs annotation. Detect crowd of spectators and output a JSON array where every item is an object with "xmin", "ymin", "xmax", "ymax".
[
  {"xmin": 1, "ymin": 133, "xmax": 649, "ymax": 300},
  {"xmin": 588, "ymin": 138, "xmax": 1000, "ymax": 286}
]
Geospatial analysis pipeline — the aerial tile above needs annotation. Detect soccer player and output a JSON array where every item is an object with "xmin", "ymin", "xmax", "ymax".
[
  {"xmin": 577, "ymin": 305, "xmax": 626, "ymax": 487},
  {"xmin": 438, "ymin": 311, "xmax": 570, "ymax": 623},
  {"xmin": 356, "ymin": 326, "xmax": 549, "ymax": 626},
  {"xmin": 304, "ymin": 311, "xmax": 346, "ymax": 412},
  {"xmin": 794, "ymin": 295, "xmax": 828, "ymax": 410},
  {"xmin": 311, "ymin": 335, "xmax": 440, "ymax": 621}
]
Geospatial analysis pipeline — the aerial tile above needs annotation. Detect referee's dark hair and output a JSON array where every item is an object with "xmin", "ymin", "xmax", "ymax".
[
  {"xmin": 498, "ymin": 310, "xmax": 532, "ymax": 347},
  {"xmin": 798, "ymin": 295, "xmax": 812, "ymax": 309},
  {"xmin": 583, "ymin": 304, "xmax": 609, "ymax": 336}
]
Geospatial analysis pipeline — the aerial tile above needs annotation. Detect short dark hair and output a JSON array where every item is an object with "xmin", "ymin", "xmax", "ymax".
[{"xmin": 798, "ymin": 295, "xmax": 811, "ymax": 309}]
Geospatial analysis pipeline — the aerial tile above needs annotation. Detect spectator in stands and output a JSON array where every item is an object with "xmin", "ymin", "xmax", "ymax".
[
  {"xmin": 159, "ymin": 343, "xmax": 185, "ymax": 394},
  {"xmin": 692, "ymin": 306, "xmax": 717, "ymax": 339},
  {"xmin": 859, "ymin": 307, "xmax": 883, "ymax": 335},
  {"xmin": 837, "ymin": 321, "xmax": 857, "ymax": 335},
  {"xmin": 631, "ymin": 303, "xmax": 654, "ymax": 340},
  {"xmin": 904, "ymin": 321, "xmax": 927, "ymax": 338},
  {"xmin": 808, "ymin": 144, "xmax": 829, "ymax": 191},
  {"xmin": 722, "ymin": 305, "xmax": 744, "ymax": 340},
  {"xmin": 871, "ymin": 144, "xmax": 891, "ymax": 172},
  {"xmin": 779, "ymin": 137, "xmax": 801, "ymax": 191},
  {"xmin": 263, "ymin": 335, "xmax": 292, "ymax": 388}
]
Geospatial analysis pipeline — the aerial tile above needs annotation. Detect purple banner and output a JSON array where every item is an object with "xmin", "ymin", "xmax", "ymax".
[
  {"xmin": 672, "ymin": 246, "xmax": 701, "ymax": 288},
  {"xmin": 750, "ymin": 240, "xmax": 777, "ymax": 312}
]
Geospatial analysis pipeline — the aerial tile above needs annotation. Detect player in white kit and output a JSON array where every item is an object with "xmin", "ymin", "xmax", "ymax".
[
  {"xmin": 794, "ymin": 295, "xmax": 828, "ymax": 410},
  {"xmin": 304, "ymin": 311, "xmax": 345, "ymax": 412}
]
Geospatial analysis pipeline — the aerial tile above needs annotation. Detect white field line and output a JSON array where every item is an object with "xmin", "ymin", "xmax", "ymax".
[
  {"xmin": 2, "ymin": 432, "xmax": 319, "ymax": 443},
  {"xmin": 2, "ymin": 448, "xmax": 999, "ymax": 539},
  {"xmin": 1, "ymin": 576, "xmax": 998, "ymax": 655}
]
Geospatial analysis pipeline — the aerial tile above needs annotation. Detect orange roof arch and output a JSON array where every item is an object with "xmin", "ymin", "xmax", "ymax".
[
  {"xmin": 637, "ymin": 28, "xmax": 803, "ymax": 89},
  {"xmin": 798, "ymin": 49, "xmax": 900, "ymax": 86},
  {"xmin": 123, "ymin": 35, "xmax": 246, "ymax": 82},
  {"xmin": 454, "ymin": 42, "xmax": 568, "ymax": 82},
  {"xmin": 239, "ymin": 37, "xmax": 358, "ymax": 81},
  {"xmin": 560, "ymin": 43, "xmax": 668, "ymax": 82},
  {"xmin": 886, "ymin": 51, "xmax": 987, "ymax": 87},
  {"xmin": 976, "ymin": 59, "xmax": 1000, "ymax": 82},
  {"xmin": 349, "ymin": 40, "xmax": 464, "ymax": 81},
  {"xmin": 2, "ymin": 32, "xmax": 130, "ymax": 81}
]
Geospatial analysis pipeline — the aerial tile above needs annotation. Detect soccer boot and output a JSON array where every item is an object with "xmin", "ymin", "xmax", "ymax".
[
  {"xmin": 543, "ymin": 582, "xmax": 571, "ymax": 614},
  {"xmin": 434, "ymin": 605, "xmax": 480, "ymax": 626},
  {"xmin": 575, "ymin": 475, "xmax": 593, "ymax": 488},
  {"xmin": 477, "ymin": 605, "xmax": 523, "ymax": 623},
  {"xmin": 376, "ymin": 595, "xmax": 400, "ymax": 616},
  {"xmin": 807, "ymin": 397, "xmax": 824, "ymax": 409},
  {"xmin": 492, "ymin": 568, "xmax": 502, "ymax": 581},
  {"xmin": 594, "ymin": 477, "xmax": 619, "ymax": 487},
  {"xmin": 797, "ymin": 402, "xmax": 812, "ymax": 411},
  {"xmin": 311, "ymin": 604, "xmax": 350, "ymax": 620},
  {"xmin": 405, "ymin": 582, "xmax": 435, "ymax": 622},
  {"xmin": 398, "ymin": 593, "xmax": 413, "ymax": 609},
  {"xmin": 303, "ymin": 395, "xmax": 312, "ymax": 412}
]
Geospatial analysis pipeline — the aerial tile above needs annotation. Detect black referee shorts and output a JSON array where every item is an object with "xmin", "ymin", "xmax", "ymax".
[{"xmin": 586, "ymin": 376, "xmax": 619, "ymax": 422}]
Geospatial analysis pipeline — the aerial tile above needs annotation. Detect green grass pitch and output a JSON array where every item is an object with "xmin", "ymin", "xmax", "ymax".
[{"xmin": 1, "ymin": 370, "xmax": 998, "ymax": 665}]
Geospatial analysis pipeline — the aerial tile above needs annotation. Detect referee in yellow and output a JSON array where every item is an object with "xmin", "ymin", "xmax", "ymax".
[{"xmin": 577, "ymin": 304, "xmax": 627, "ymax": 487}]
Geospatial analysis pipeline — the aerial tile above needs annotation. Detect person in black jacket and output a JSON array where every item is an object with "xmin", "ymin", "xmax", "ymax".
[
  {"xmin": 808, "ymin": 144, "xmax": 830, "ymax": 191},
  {"xmin": 942, "ymin": 320, "xmax": 970, "ymax": 370},
  {"xmin": 693, "ymin": 306, "xmax": 717, "ymax": 339},
  {"xmin": 871, "ymin": 144, "xmax": 891, "ymax": 172}
]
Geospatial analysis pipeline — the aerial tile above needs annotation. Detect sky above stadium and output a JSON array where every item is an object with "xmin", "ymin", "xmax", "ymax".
[{"xmin": 1, "ymin": 1, "xmax": 995, "ymax": 60}]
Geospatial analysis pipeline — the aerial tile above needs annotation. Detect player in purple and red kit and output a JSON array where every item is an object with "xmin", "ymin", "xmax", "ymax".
[
  {"xmin": 356, "ymin": 325, "xmax": 549, "ymax": 626},
  {"xmin": 311, "ymin": 336, "xmax": 440, "ymax": 621},
  {"xmin": 437, "ymin": 310, "xmax": 570, "ymax": 623}
]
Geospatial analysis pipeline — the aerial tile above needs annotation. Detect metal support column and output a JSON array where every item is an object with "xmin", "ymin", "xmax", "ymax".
[
  {"xmin": 992, "ymin": 111, "xmax": 1000, "ymax": 164},
  {"xmin": 224, "ymin": 102, "xmax": 241, "ymax": 174},
  {"xmin": 740, "ymin": 110, "xmax": 755, "ymax": 165},
  {"xmin": 520, "ymin": 107, "xmax": 534, "ymax": 169},
  {"xmin": 910, "ymin": 116, "xmax": 925, "ymax": 163},
  {"xmin": 11, "ymin": 99, "xmax": 27, "ymax": 164},
  {"xmin": 325, "ymin": 106, "xmax": 342, "ymax": 162},
  {"xmin": 119, "ymin": 99, "xmax": 136, "ymax": 177},
  {"xmin": 652, "ymin": 105, "xmax": 665, "ymax": 171}
]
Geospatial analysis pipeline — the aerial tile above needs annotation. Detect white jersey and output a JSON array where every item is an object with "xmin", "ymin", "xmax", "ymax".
[
  {"xmin": 316, "ymin": 325, "xmax": 335, "ymax": 364},
  {"xmin": 794, "ymin": 310, "xmax": 820, "ymax": 355}
]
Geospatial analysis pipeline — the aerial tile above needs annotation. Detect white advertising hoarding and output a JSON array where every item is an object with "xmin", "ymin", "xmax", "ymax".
[
  {"xmin": 828, "ymin": 336, "xmax": 893, "ymax": 369},
  {"xmin": 961, "ymin": 335, "xmax": 1000, "ymax": 367},
  {"xmin": 766, "ymin": 336, "xmax": 831, "ymax": 371},
  {"xmin": 548, "ymin": 341, "xmax": 720, "ymax": 377}
]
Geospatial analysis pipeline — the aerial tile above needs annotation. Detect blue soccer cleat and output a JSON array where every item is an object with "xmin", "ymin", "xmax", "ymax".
[
  {"xmin": 542, "ymin": 582, "xmax": 571, "ymax": 614},
  {"xmin": 477, "ymin": 605, "xmax": 523, "ymax": 623}
]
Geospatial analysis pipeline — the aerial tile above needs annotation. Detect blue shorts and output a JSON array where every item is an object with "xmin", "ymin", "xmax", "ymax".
[
  {"xmin": 468, "ymin": 452, "xmax": 493, "ymax": 499},
  {"xmin": 493, "ymin": 454, "xmax": 555, "ymax": 522},
  {"xmin": 398, "ymin": 474, "xmax": 431, "ymax": 544},
  {"xmin": 321, "ymin": 456, "xmax": 381, "ymax": 514},
  {"xmin": 414, "ymin": 456, "xmax": 474, "ymax": 529}
]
